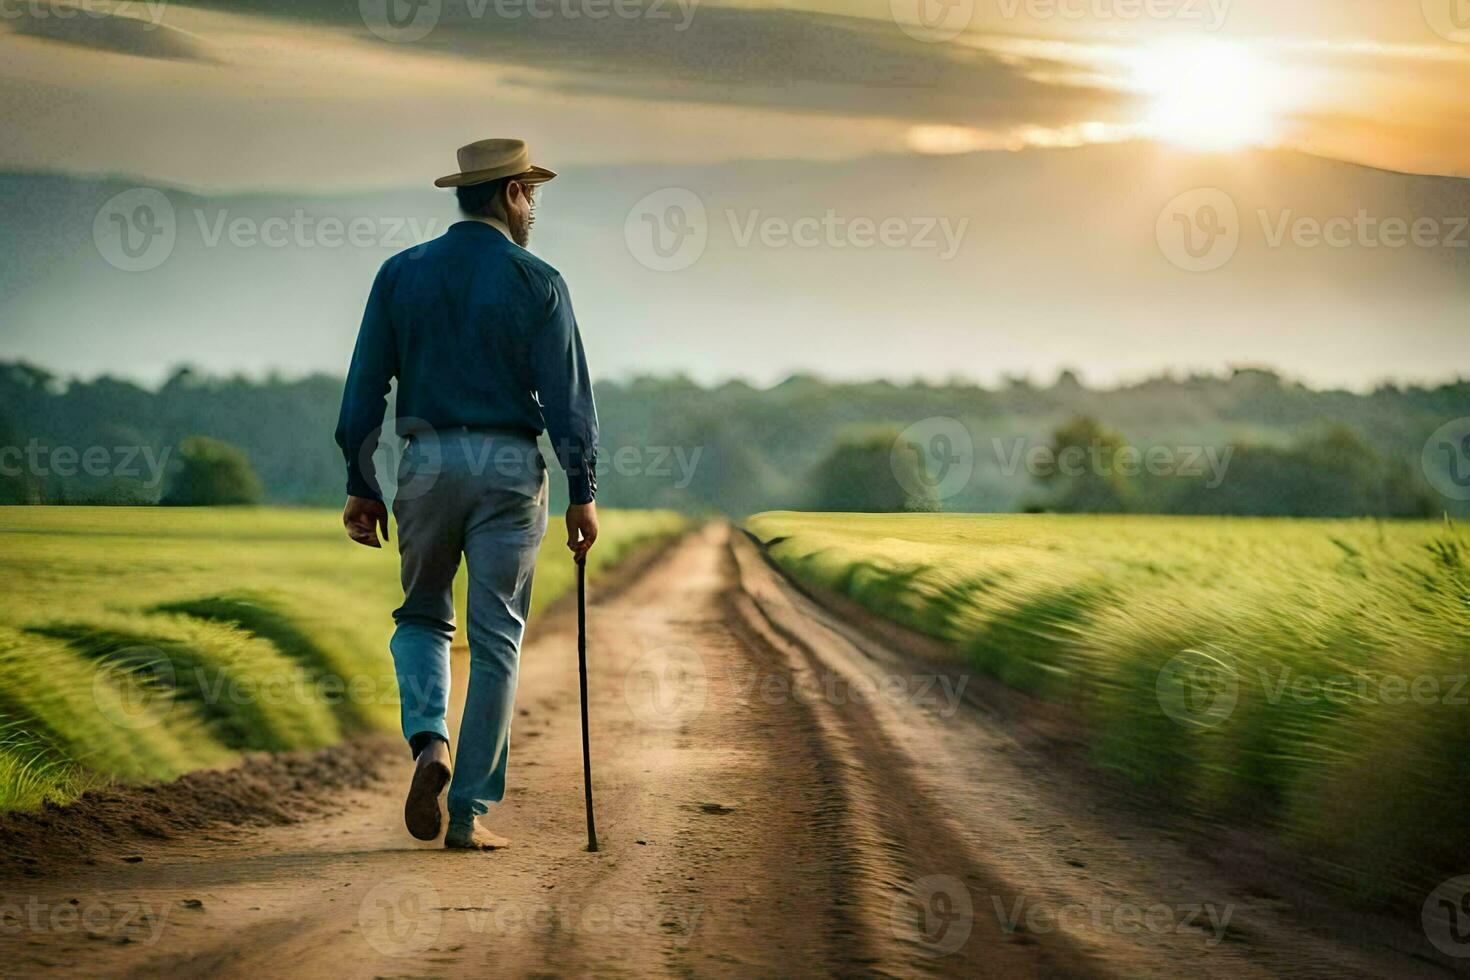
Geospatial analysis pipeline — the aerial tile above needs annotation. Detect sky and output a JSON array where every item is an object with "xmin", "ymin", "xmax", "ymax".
[
  {"xmin": 1, "ymin": 0, "xmax": 1468, "ymax": 388},
  {"xmin": 5, "ymin": 0, "xmax": 1470, "ymax": 187}
]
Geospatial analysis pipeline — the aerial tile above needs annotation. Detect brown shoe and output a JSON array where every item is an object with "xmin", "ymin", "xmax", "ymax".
[{"xmin": 404, "ymin": 739, "xmax": 451, "ymax": 841}]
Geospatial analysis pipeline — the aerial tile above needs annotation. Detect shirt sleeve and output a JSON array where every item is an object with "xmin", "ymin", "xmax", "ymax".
[
  {"xmin": 334, "ymin": 261, "xmax": 397, "ymax": 501},
  {"xmin": 530, "ymin": 273, "xmax": 599, "ymax": 504}
]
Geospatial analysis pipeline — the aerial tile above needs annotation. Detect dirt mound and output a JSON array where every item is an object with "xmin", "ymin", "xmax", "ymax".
[{"xmin": 0, "ymin": 736, "xmax": 395, "ymax": 879}]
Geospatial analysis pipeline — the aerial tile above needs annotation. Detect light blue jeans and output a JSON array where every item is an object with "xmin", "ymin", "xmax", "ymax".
[{"xmin": 389, "ymin": 429, "xmax": 548, "ymax": 828}]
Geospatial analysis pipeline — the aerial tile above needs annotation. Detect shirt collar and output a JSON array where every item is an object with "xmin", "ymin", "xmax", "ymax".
[{"xmin": 466, "ymin": 215, "xmax": 513, "ymax": 241}]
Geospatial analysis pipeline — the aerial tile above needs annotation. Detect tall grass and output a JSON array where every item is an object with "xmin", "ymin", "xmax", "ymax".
[
  {"xmin": 0, "ymin": 506, "xmax": 686, "ymax": 811},
  {"xmin": 748, "ymin": 511, "xmax": 1470, "ymax": 907}
]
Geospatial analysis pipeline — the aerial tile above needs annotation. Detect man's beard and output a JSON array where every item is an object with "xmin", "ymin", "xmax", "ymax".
[{"xmin": 509, "ymin": 201, "xmax": 535, "ymax": 247}]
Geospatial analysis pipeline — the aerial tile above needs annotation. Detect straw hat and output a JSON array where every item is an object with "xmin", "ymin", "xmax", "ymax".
[{"xmin": 434, "ymin": 138, "xmax": 556, "ymax": 188}]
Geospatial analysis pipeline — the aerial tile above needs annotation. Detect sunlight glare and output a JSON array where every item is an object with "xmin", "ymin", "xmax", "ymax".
[{"xmin": 1134, "ymin": 40, "xmax": 1279, "ymax": 151}]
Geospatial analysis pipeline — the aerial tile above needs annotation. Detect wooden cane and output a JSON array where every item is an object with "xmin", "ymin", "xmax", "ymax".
[{"xmin": 577, "ymin": 559, "xmax": 598, "ymax": 852}]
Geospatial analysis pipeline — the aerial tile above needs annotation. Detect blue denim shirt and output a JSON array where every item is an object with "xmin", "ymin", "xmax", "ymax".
[{"xmin": 335, "ymin": 220, "xmax": 598, "ymax": 504}]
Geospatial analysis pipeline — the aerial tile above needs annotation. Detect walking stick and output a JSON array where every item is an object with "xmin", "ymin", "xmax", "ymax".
[{"xmin": 577, "ymin": 559, "xmax": 599, "ymax": 852}]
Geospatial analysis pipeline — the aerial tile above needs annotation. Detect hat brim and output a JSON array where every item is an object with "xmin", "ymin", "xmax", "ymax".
[{"xmin": 434, "ymin": 165, "xmax": 557, "ymax": 188}]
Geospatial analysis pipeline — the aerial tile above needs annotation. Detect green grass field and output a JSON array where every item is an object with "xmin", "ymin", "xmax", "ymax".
[
  {"xmin": 0, "ymin": 506, "xmax": 686, "ymax": 812},
  {"xmin": 747, "ymin": 511, "xmax": 1470, "ymax": 906}
]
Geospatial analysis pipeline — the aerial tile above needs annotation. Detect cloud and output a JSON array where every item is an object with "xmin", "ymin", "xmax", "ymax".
[
  {"xmin": 170, "ymin": 1, "xmax": 1127, "ymax": 127},
  {"xmin": 3, "ymin": 5, "xmax": 210, "ymax": 62}
]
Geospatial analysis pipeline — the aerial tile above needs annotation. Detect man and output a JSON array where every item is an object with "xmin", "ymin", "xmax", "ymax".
[{"xmin": 334, "ymin": 138, "xmax": 599, "ymax": 850}]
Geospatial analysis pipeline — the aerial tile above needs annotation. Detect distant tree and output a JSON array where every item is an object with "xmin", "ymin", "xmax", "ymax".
[
  {"xmin": 806, "ymin": 428, "xmax": 938, "ymax": 513},
  {"xmin": 160, "ymin": 436, "xmax": 263, "ymax": 506},
  {"xmin": 1164, "ymin": 426, "xmax": 1436, "ymax": 518},
  {"xmin": 0, "ymin": 413, "xmax": 39, "ymax": 504},
  {"xmin": 1033, "ymin": 416, "xmax": 1135, "ymax": 513}
]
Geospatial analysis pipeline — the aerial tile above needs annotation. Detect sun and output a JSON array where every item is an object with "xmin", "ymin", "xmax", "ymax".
[{"xmin": 1132, "ymin": 39, "xmax": 1280, "ymax": 151}]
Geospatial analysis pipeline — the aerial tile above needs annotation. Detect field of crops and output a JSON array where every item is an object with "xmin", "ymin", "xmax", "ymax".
[
  {"xmin": 0, "ymin": 506, "xmax": 686, "ymax": 812},
  {"xmin": 747, "ymin": 511, "xmax": 1470, "ymax": 905}
]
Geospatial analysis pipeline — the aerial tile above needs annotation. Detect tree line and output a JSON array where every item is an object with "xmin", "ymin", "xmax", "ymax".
[{"xmin": 1, "ymin": 361, "xmax": 1465, "ymax": 517}]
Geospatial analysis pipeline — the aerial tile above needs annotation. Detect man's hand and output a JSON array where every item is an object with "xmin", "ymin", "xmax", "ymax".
[
  {"xmin": 566, "ymin": 501, "xmax": 598, "ymax": 564},
  {"xmin": 343, "ymin": 495, "xmax": 390, "ymax": 548}
]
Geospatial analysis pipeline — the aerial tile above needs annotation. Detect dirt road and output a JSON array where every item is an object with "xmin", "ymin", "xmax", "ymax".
[{"xmin": 0, "ymin": 525, "xmax": 1447, "ymax": 977}]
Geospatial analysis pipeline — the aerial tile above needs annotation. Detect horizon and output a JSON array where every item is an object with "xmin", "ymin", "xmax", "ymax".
[{"xmin": 9, "ymin": 354, "xmax": 1466, "ymax": 398}]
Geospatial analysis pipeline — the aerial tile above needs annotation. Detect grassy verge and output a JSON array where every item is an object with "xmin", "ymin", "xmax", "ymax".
[
  {"xmin": 0, "ymin": 506, "xmax": 686, "ymax": 811},
  {"xmin": 746, "ymin": 511, "xmax": 1470, "ymax": 908}
]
